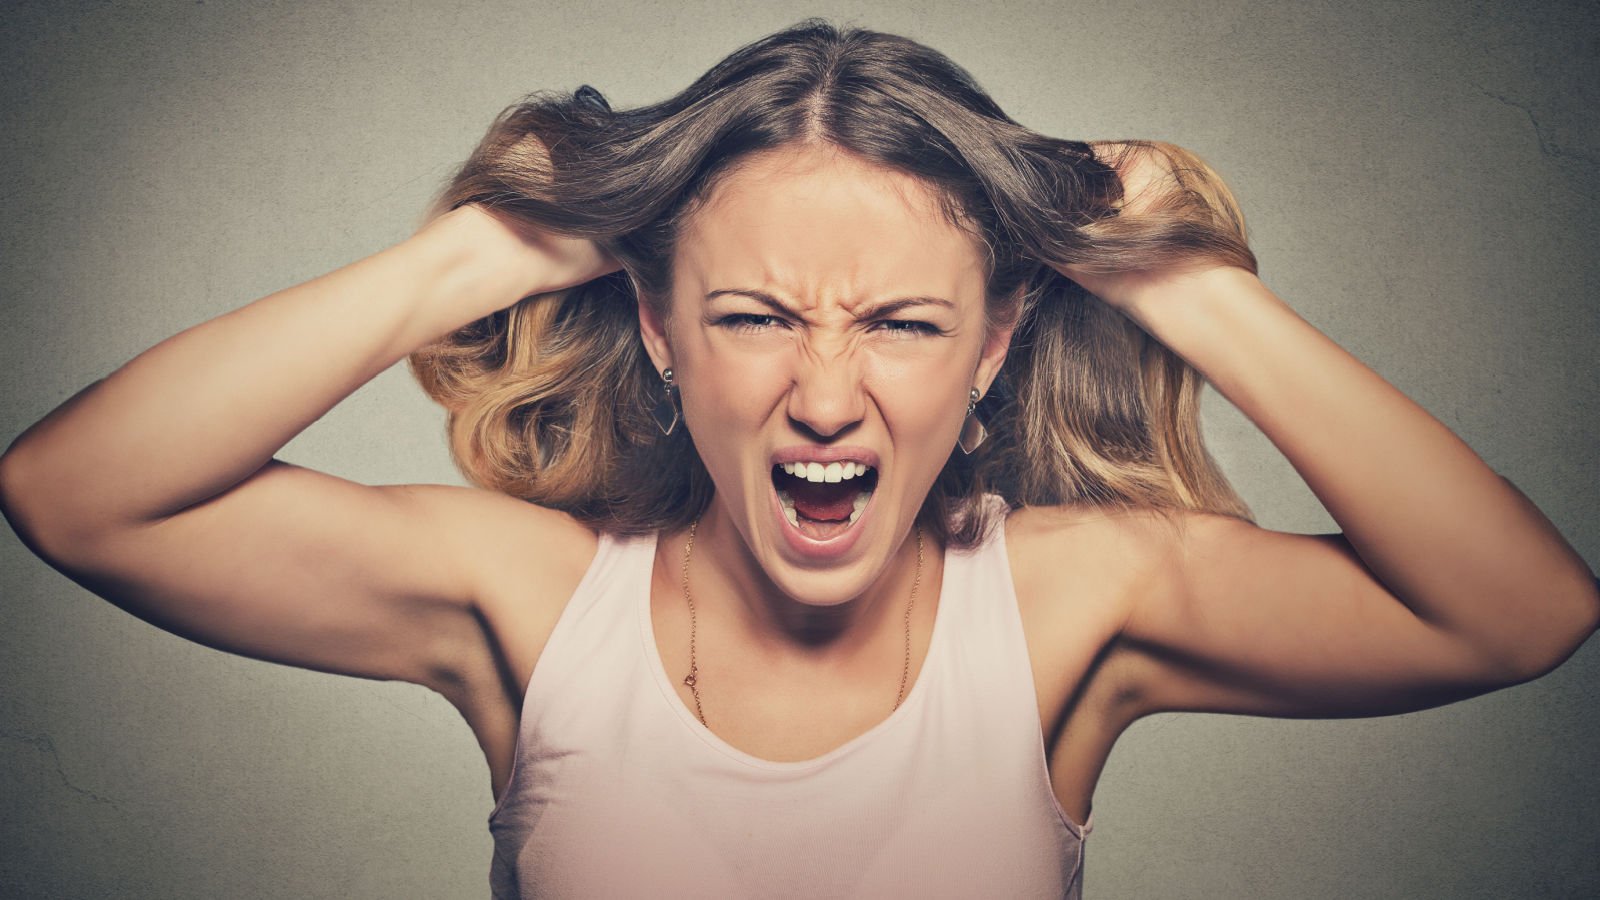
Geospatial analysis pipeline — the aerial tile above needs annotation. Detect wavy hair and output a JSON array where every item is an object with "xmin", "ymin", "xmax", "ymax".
[{"xmin": 408, "ymin": 19, "xmax": 1257, "ymax": 547}]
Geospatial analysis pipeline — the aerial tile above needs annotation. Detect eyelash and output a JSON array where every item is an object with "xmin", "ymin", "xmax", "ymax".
[{"xmin": 716, "ymin": 314, "xmax": 941, "ymax": 337}]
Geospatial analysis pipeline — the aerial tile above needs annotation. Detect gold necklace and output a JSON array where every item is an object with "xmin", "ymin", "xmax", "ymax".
[{"xmin": 678, "ymin": 518, "xmax": 925, "ymax": 727}]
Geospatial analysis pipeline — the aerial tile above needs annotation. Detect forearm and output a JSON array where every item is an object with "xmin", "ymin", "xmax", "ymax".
[
  {"xmin": 0, "ymin": 207, "xmax": 537, "ymax": 542},
  {"xmin": 1126, "ymin": 267, "xmax": 1599, "ymax": 670}
]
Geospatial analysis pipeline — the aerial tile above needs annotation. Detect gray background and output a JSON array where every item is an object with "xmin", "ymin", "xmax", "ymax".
[{"xmin": 2, "ymin": 0, "xmax": 1596, "ymax": 897}]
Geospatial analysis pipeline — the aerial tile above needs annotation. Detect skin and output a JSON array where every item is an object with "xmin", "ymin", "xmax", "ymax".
[
  {"xmin": 636, "ymin": 143, "xmax": 1010, "ymax": 658},
  {"xmin": 1, "ymin": 136, "xmax": 1595, "ymax": 836}
]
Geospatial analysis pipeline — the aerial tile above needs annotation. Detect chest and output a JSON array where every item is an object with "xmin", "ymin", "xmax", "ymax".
[
  {"xmin": 473, "ymin": 529, "xmax": 1126, "ymax": 828},
  {"xmin": 640, "ymin": 581, "xmax": 1114, "ymax": 767}
]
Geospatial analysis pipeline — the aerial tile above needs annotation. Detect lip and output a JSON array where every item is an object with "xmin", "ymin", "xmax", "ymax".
[
  {"xmin": 770, "ymin": 445, "xmax": 882, "ymax": 469},
  {"xmin": 768, "ymin": 467, "xmax": 874, "ymax": 564}
]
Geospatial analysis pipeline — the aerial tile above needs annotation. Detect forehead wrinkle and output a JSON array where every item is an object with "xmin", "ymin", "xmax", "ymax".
[
  {"xmin": 705, "ymin": 288, "xmax": 957, "ymax": 323},
  {"xmin": 742, "ymin": 251, "xmax": 877, "ymax": 315}
]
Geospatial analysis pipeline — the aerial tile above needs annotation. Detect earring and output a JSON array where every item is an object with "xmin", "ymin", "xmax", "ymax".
[
  {"xmin": 650, "ymin": 367, "xmax": 682, "ymax": 436},
  {"xmin": 958, "ymin": 386, "xmax": 988, "ymax": 455}
]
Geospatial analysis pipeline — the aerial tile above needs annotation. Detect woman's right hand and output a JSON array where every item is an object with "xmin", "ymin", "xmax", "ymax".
[{"xmin": 423, "ymin": 203, "xmax": 623, "ymax": 304}]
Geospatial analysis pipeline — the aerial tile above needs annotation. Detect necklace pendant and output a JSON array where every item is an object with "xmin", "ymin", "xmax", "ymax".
[{"xmin": 683, "ymin": 671, "xmax": 697, "ymax": 688}]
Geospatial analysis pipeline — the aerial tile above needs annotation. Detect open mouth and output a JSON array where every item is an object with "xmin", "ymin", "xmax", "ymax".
[{"xmin": 772, "ymin": 461, "xmax": 879, "ymax": 542}]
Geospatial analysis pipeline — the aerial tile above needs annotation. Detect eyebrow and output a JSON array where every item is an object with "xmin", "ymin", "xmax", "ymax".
[{"xmin": 703, "ymin": 288, "xmax": 956, "ymax": 318}]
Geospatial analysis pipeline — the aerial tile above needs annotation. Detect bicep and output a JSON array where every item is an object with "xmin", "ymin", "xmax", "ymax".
[
  {"xmin": 1115, "ymin": 513, "xmax": 1514, "ymax": 720},
  {"xmin": 30, "ymin": 459, "xmax": 491, "ymax": 692}
]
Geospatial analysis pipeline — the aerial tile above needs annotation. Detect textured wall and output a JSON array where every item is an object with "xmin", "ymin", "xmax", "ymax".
[{"xmin": 2, "ymin": 1, "xmax": 1595, "ymax": 897}]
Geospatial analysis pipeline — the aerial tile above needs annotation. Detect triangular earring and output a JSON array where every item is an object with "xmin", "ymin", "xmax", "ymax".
[
  {"xmin": 958, "ymin": 387, "xmax": 987, "ymax": 455},
  {"xmin": 650, "ymin": 368, "xmax": 681, "ymax": 436}
]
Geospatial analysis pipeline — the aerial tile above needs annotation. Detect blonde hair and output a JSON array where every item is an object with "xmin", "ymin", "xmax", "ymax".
[{"xmin": 409, "ymin": 21, "xmax": 1255, "ymax": 548}]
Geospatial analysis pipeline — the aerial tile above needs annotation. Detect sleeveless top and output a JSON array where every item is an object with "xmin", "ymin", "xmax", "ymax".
[{"xmin": 487, "ymin": 502, "xmax": 1093, "ymax": 898}]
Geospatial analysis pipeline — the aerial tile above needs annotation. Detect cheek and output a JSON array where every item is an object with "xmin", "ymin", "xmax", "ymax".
[
  {"xmin": 683, "ymin": 354, "xmax": 788, "ymax": 421},
  {"xmin": 870, "ymin": 352, "xmax": 966, "ymax": 413},
  {"xmin": 864, "ymin": 354, "xmax": 973, "ymax": 441},
  {"xmin": 675, "ymin": 352, "xmax": 789, "ymax": 479}
]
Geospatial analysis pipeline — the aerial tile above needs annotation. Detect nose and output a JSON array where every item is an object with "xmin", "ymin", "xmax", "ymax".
[{"xmin": 785, "ymin": 354, "xmax": 866, "ymax": 440}]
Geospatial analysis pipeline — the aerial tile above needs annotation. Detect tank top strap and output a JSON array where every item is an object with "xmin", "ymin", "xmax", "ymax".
[
  {"xmin": 518, "ymin": 529, "xmax": 652, "ymax": 721},
  {"xmin": 946, "ymin": 495, "xmax": 1095, "ymax": 840}
]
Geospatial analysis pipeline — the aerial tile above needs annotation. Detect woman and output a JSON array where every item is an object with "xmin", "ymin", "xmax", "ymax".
[{"xmin": 2, "ymin": 19, "xmax": 1594, "ymax": 898}]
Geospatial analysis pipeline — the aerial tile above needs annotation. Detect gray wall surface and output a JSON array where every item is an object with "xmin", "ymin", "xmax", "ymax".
[{"xmin": 2, "ymin": 1, "xmax": 1596, "ymax": 897}]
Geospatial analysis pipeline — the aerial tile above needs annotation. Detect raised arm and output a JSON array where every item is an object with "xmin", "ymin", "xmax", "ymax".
[
  {"xmin": 1055, "ymin": 146, "xmax": 1599, "ymax": 719},
  {"xmin": 0, "ymin": 204, "xmax": 614, "ymax": 693}
]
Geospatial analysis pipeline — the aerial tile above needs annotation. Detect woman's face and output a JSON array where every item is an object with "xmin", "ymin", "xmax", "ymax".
[{"xmin": 639, "ymin": 143, "xmax": 1012, "ymax": 606}]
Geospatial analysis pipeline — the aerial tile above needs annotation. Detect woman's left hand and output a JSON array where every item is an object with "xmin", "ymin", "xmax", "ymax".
[{"xmin": 1049, "ymin": 141, "xmax": 1253, "ymax": 321}]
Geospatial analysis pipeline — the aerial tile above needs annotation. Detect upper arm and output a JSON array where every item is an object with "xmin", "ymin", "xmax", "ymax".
[
  {"xmin": 9, "ymin": 457, "xmax": 573, "ymax": 694},
  {"xmin": 1106, "ymin": 510, "xmax": 1530, "ymax": 721}
]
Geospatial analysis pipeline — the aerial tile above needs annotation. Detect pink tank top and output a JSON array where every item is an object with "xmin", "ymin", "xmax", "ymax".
[{"xmin": 487, "ymin": 501, "xmax": 1092, "ymax": 898}]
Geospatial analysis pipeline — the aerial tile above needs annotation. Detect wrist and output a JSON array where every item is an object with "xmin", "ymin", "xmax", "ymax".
[
  {"xmin": 382, "ymin": 209, "xmax": 542, "ymax": 351},
  {"xmin": 415, "ymin": 203, "xmax": 619, "ymax": 307},
  {"xmin": 1120, "ymin": 266, "xmax": 1265, "ymax": 331},
  {"xmin": 413, "ymin": 205, "xmax": 553, "ymax": 305},
  {"xmin": 1119, "ymin": 268, "xmax": 1293, "ymax": 390}
]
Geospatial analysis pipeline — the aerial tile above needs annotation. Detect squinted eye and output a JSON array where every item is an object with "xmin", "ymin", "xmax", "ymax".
[
  {"xmin": 713, "ymin": 314, "xmax": 942, "ymax": 337},
  {"xmin": 717, "ymin": 313, "xmax": 787, "ymax": 333},
  {"xmin": 874, "ymin": 319, "xmax": 941, "ymax": 337}
]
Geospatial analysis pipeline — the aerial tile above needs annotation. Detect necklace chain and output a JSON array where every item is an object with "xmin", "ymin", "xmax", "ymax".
[{"xmin": 679, "ymin": 518, "xmax": 925, "ymax": 728}]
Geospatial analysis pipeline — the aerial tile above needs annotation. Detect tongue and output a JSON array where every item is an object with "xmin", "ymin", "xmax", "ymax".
[{"xmin": 788, "ymin": 478, "xmax": 859, "ymax": 522}]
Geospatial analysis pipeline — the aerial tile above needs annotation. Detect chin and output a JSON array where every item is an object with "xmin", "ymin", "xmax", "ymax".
[{"xmin": 764, "ymin": 559, "xmax": 883, "ymax": 607}]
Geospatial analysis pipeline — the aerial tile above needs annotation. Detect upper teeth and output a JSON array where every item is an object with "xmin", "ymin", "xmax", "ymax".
[{"xmin": 781, "ymin": 461, "xmax": 871, "ymax": 483}]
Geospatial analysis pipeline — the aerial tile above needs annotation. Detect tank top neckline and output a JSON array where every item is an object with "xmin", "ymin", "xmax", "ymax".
[{"xmin": 635, "ymin": 529, "xmax": 955, "ymax": 773}]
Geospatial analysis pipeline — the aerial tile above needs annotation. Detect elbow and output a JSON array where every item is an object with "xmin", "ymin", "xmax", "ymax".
[
  {"xmin": 0, "ymin": 445, "xmax": 53, "ymax": 558},
  {"xmin": 0, "ymin": 441, "xmax": 35, "ymax": 535},
  {"xmin": 0, "ymin": 444, "xmax": 97, "ymax": 565},
  {"xmin": 1491, "ymin": 576, "xmax": 1600, "ymax": 684}
]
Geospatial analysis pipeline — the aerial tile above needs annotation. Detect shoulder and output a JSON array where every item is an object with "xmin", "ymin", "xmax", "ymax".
[
  {"xmin": 1003, "ymin": 502, "xmax": 1267, "ymax": 616},
  {"xmin": 1003, "ymin": 502, "xmax": 1186, "ymax": 586},
  {"xmin": 1002, "ymin": 501, "xmax": 1194, "ymax": 636},
  {"xmin": 387, "ymin": 482, "xmax": 601, "ymax": 613}
]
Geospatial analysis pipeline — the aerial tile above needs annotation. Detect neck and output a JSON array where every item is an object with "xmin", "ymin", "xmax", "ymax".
[{"xmin": 672, "ymin": 496, "xmax": 930, "ymax": 662}]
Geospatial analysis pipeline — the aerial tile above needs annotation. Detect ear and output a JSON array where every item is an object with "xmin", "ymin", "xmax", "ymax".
[
  {"xmin": 635, "ymin": 285, "xmax": 674, "ymax": 376},
  {"xmin": 972, "ymin": 294, "xmax": 1022, "ymax": 399},
  {"xmin": 973, "ymin": 324, "xmax": 1014, "ymax": 400}
]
